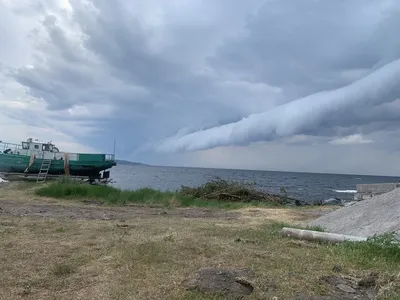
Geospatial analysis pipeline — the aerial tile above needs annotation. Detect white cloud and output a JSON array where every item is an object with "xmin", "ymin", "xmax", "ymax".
[
  {"xmin": 329, "ymin": 134, "xmax": 374, "ymax": 145},
  {"xmin": 158, "ymin": 58, "xmax": 400, "ymax": 152}
]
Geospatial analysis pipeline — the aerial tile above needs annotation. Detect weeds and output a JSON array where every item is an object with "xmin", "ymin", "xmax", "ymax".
[
  {"xmin": 52, "ymin": 262, "xmax": 76, "ymax": 277},
  {"xmin": 272, "ymin": 222, "xmax": 400, "ymax": 266},
  {"xmin": 335, "ymin": 233, "xmax": 400, "ymax": 267}
]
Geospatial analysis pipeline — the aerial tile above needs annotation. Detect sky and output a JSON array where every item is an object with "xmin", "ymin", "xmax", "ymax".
[{"xmin": 1, "ymin": 0, "xmax": 400, "ymax": 176}]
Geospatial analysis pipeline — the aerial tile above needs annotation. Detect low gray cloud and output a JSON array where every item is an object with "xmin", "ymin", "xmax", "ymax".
[
  {"xmin": 158, "ymin": 59, "xmax": 400, "ymax": 151},
  {"xmin": 1, "ymin": 0, "xmax": 400, "ymax": 172}
]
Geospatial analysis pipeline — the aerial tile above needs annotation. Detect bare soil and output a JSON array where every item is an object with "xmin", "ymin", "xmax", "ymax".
[{"xmin": 0, "ymin": 199, "xmax": 240, "ymax": 220}]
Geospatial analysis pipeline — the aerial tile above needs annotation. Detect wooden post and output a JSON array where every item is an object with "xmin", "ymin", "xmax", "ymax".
[
  {"xmin": 64, "ymin": 153, "xmax": 70, "ymax": 176},
  {"xmin": 24, "ymin": 154, "xmax": 36, "ymax": 173},
  {"xmin": 281, "ymin": 227, "xmax": 367, "ymax": 243}
]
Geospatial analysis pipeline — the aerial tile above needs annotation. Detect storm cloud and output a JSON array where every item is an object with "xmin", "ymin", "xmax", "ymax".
[
  {"xmin": 158, "ymin": 58, "xmax": 400, "ymax": 152},
  {"xmin": 1, "ymin": 0, "xmax": 400, "ymax": 174}
]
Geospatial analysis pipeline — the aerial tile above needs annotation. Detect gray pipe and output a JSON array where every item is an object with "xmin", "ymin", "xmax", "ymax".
[{"xmin": 281, "ymin": 227, "xmax": 367, "ymax": 243}]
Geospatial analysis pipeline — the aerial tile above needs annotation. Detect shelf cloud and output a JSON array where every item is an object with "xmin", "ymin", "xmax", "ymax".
[{"xmin": 158, "ymin": 59, "xmax": 400, "ymax": 152}]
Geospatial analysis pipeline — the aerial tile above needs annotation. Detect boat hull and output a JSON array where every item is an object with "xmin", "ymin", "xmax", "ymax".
[{"xmin": 0, "ymin": 153, "xmax": 116, "ymax": 178}]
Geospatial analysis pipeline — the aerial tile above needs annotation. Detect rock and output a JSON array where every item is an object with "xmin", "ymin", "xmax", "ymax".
[
  {"xmin": 322, "ymin": 198, "xmax": 343, "ymax": 206},
  {"xmin": 182, "ymin": 267, "xmax": 255, "ymax": 296},
  {"xmin": 317, "ymin": 275, "xmax": 376, "ymax": 300}
]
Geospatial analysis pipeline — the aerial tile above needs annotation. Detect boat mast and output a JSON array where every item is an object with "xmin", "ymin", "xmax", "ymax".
[{"xmin": 113, "ymin": 139, "xmax": 116, "ymax": 159}]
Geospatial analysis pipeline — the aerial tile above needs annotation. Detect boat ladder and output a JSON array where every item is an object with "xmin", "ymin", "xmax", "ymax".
[{"xmin": 37, "ymin": 159, "xmax": 52, "ymax": 183}]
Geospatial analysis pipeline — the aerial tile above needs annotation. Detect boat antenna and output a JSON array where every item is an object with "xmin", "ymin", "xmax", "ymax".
[{"xmin": 113, "ymin": 138, "xmax": 116, "ymax": 158}]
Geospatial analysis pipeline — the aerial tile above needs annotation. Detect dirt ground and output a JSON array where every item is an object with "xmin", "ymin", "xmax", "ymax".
[
  {"xmin": 0, "ymin": 182, "xmax": 398, "ymax": 300},
  {"xmin": 0, "ymin": 182, "xmax": 333, "ymax": 222}
]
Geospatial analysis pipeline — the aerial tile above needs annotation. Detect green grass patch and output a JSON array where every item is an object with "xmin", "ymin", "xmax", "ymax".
[
  {"xmin": 335, "ymin": 233, "xmax": 400, "ymax": 268},
  {"xmin": 268, "ymin": 222, "xmax": 400, "ymax": 268},
  {"xmin": 34, "ymin": 181, "xmax": 275, "ymax": 209},
  {"xmin": 270, "ymin": 221, "xmax": 326, "ymax": 232},
  {"xmin": 270, "ymin": 222, "xmax": 400, "ymax": 267}
]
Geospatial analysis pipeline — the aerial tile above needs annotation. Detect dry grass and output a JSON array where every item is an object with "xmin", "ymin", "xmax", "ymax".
[
  {"xmin": 0, "ymin": 212, "xmax": 399, "ymax": 299},
  {"xmin": 0, "ymin": 181, "xmax": 64, "ymax": 205},
  {"xmin": 0, "ymin": 182, "xmax": 399, "ymax": 299}
]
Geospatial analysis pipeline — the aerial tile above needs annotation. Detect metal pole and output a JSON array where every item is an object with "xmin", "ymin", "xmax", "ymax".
[{"xmin": 113, "ymin": 139, "xmax": 116, "ymax": 159}]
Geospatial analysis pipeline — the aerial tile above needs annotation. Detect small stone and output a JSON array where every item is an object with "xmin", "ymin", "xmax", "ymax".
[
  {"xmin": 322, "ymin": 198, "xmax": 343, "ymax": 206},
  {"xmin": 336, "ymin": 283, "xmax": 356, "ymax": 293},
  {"xmin": 332, "ymin": 264, "xmax": 342, "ymax": 272},
  {"xmin": 116, "ymin": 224, "xmax": 128, "ymax": 228}
]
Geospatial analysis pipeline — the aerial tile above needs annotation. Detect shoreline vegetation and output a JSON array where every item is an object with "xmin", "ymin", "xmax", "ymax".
[
  {"xmin": 35, "ymin": 177, "xmax": 304, "ymax": 209},
  {"xmin": 0, "ymin": 179, "xmax": 399, "ymax": 299}
]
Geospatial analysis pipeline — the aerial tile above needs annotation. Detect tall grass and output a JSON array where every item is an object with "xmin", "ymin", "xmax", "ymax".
[{"xmin": 35, "ymin": 181, "xmax": 271, "ymax": 209}]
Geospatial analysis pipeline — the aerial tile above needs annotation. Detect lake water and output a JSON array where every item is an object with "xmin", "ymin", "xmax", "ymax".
[{"xmin": 110, "ymin": 164, "xmax": 400, "ymax": 203}]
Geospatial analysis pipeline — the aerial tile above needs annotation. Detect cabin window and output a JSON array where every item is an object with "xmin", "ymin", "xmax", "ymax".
[
  {"xmin": 34, "ymin": 144, "xmax": 39, "ymax": 150},
  {"xmin": 42, "ymin": 144, "xmax": 50, "ymax": 151},
  {"xmin": 22, "ymin": 142, "xmax": 29, "ymax": 150}
]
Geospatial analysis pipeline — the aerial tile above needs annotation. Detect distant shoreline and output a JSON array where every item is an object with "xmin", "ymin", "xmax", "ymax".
[
  {"xmin": 115, "ymin": 160, "xmax": 149, "ymax": 166},
  {"xmin": 115, "ymin": 162, "xmax": 400, "ymax": 178}
]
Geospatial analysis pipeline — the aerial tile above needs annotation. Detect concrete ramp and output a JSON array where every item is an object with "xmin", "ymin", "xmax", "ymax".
[{"xmin": 310, "ymin": 188, "xmax": 400, "ymax": 239}]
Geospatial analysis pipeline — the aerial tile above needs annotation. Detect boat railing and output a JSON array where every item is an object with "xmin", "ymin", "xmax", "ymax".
[{"xmin": 0, "ymin": 141, "xmax": 26, "ymax": 154}]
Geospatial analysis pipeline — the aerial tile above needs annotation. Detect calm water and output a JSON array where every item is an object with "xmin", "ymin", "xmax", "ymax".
[{"xmin": 110, "ymin": 164, "xmax": 400, "ymax": 203}]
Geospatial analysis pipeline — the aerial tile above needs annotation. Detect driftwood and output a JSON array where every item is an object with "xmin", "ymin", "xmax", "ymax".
[
  {"xmin": 281, "ymin": 227, "xmax": 367, "ymax": 243},
  {"xmin": 178, "ymin": 178, "xmax": 299, "ymax": 205},
  {"xmin": 218, "ymin": 193, "xmax": 241, "ymax": 200}
]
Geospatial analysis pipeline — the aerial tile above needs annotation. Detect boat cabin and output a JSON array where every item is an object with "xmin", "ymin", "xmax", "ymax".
[
  {"xmin": 21, "ymin": 138, "xmax": 60, "ymax": 153},
  {"xmin": 1, "ymin": 138, "xmax": 66, "ymax": 160}
]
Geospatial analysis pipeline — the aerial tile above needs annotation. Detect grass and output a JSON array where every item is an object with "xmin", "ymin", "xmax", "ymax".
[
  {"xmin": 34, "ymin": 180, "xmax": 279, "ymax": 209},
  {"xmin": 52, "ymin": 262, "xmax": 76, "ymax": 277},
  {"xmin": 336, "ymin": 233, "xmax": 400, "ymax": 267},
  {"xmin": 0, "ymin": 214, "xmax": 399, "ymax": 300},
  {"xmin": 2, "ymin": 181, "xmax": 399, "ymax": 299}
]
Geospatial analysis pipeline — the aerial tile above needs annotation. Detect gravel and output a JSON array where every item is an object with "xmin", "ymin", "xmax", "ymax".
[{"xmin": 309, "ymin": 188, "xmax": 400, "ymax": 239}]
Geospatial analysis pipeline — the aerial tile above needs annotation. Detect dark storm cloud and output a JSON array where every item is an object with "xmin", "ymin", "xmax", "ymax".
[
  {"xmin": 211, "ymin": 0, "xmax": 400, "ymax": 94},
  {"xmin": 5, "ymin": 0, "xmax": 400, "ymax": 161}
]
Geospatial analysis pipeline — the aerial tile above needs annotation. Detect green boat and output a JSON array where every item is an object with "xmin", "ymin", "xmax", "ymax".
[{"xmin": 0, "ymin": 138, "xmax": 116, "ymax": 179}]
